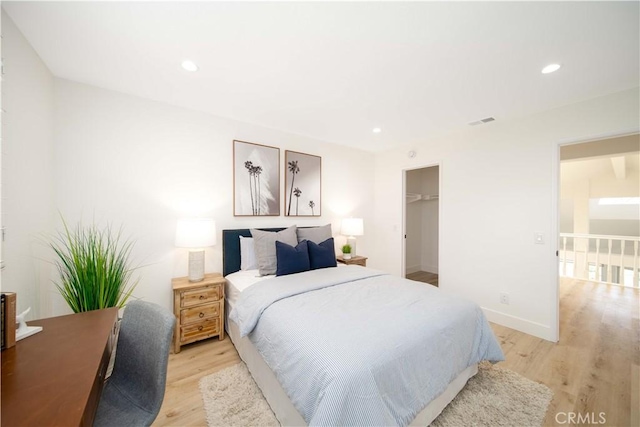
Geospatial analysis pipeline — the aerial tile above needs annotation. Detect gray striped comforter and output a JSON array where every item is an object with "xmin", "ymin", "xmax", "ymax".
[{"xmin": 230, "ymin": 266, "xmax": 504, "ymax": 426}]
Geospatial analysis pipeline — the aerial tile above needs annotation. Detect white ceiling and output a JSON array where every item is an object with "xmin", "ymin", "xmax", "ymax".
[
  {"xmin": 3, "ymin": 1, "xmax": 639, "ymax": 152},
  {"xmin": 563, "ymin": 152, "xmax": 640, "ymax": 180}
]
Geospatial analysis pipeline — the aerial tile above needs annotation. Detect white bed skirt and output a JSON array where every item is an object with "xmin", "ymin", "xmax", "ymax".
[{"xmin": 225, "ymin": 300, "xmax": 477, "ymax": 426}]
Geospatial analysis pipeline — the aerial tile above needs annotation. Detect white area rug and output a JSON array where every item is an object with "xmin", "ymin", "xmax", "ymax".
[{"xmin": 199, "ymin": 361, "xmax": 552, "ymax": 427}]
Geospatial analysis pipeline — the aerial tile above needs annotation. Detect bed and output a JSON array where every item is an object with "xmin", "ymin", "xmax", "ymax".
[{"xmin": 222, "ymin": 227, "xmax": 504, "ymax": 427}]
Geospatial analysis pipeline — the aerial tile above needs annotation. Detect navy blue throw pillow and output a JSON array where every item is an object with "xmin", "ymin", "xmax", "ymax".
[
  {"xmin": 308, "ymin": 238, "xmax": 338, "ymax": 270},
  {"xmin": 275, "ymin": 240, "xmax": 311, "ymax": 276}
]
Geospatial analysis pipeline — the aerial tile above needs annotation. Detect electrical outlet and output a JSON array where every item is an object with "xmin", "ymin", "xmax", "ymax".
[{"xmin": 499, "ymin": 293, "xmax": 509, "ymax": 305}]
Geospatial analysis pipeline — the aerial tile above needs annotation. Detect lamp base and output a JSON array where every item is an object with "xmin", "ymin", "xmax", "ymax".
[
  {"xmin": 347, "ymin": 236, "xmax": 357, "ymax": 257},
  {"xmin": 188, "ymin": 249, "xmax": 205, "ymax": 282}
]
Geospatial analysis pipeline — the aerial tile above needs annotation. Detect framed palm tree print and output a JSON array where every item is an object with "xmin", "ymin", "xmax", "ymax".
[
  {"xmin": 233, "ymin": 140, "xmax": 280, "ymax": 216},
  {"xmin": 285, "ymin": 150, "xmax": 321, "ymax": 217}
]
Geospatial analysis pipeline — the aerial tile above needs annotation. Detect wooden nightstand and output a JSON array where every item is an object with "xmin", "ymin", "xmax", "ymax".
[
  {"xmin": 337, "ymin": 255, "xmax": 368, "ymax": 267},
  {"xmin": 172, "ymin": 273, "xmax": 225, "ymax": 353}
]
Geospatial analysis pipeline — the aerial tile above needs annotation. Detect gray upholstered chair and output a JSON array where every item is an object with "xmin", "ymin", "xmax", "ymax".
[{"xmin": 93, "ymin": 300, "xmax": 176, "ymax": 427}]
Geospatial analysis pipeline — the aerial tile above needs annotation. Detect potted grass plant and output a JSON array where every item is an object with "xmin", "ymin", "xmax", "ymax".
[
  {"xmin": 342, "ymin": 244, "xmax": 352, "ymax": 260},
  {"xmin": 49, "ymin": 219, "xmax": 139, "ymax": 313}
]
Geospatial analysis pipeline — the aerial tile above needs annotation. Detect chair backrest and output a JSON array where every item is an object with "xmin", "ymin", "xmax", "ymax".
[{"xmin": 109, "ymin": 300, "xmax": 176, "ymax": 417}]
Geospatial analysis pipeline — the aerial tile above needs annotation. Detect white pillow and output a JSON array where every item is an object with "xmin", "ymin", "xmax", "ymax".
[{"xmin": 240, "ymin": 236, "xmax": 258, "ymax": 271}]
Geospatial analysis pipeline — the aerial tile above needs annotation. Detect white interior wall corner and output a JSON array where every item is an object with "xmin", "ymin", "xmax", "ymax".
[
  {"xmin": 1, "ymin": 11, "xmax": 56, "ymax": 319},
  {"xmin": 52, "ymin": 79, "xmax": 376, "ymax": 315},
  {"xmin": 373, "ymin": 87, "xmax": 640, "ymax": 342}
]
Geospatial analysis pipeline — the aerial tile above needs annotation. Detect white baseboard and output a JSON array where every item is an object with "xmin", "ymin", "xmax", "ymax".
[
  {"xmin": 421, "ymin": 263, "xmax": 438, "ymax": 274},
  {"xmin": 482, "ymin": 307, "xmax": 557, "ymax": 342},
  {"xmin": 405, "ymin": 264, "xmax": 421, "ymax": 275}
]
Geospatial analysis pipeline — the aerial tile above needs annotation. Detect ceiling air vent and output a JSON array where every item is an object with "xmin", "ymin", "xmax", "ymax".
[{"xmin": 468, "ymin": 117, "xmax": 496, "ymax": 126}]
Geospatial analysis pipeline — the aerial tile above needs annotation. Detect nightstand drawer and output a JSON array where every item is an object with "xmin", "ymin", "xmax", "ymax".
[
  {"xmin": 180, "ymin": 302, "xmax": 221, "ymax": 325},
  {"xmin": 180, "ymin": 318, "xmax": 220, "ymax": 342},
  {"xmin": 181, "ymin": 286, "xmax": 221, "ymax": 308}
]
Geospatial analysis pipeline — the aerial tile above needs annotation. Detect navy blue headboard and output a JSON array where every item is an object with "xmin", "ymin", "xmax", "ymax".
[
  {"xmin": 222, "ymin": 226, "xmax": 323, "ymax": 276},
  {"xmin": 222, "ymin": 228, "xmax": 285, "ymax": 277}
]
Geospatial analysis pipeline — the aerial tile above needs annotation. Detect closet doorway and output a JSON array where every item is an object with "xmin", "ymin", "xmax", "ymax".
[{"xmin": 403, "ymin": 165, "xmax": 440, "ymax": 287}]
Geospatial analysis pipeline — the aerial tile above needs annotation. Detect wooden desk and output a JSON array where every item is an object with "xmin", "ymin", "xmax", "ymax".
[{"xmin": 1, "ymin": 308, "xmax": 119, "ymax": 427}]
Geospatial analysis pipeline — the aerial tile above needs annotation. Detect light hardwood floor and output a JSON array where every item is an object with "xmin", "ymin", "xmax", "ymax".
[
  {"xmin": 153, "ymin": 278, "xmax": 639, "ymax": 426},
  {"xmin": 494, "ymin": 279, "xmax": 639, "ymax": 427},
  {"xmin": 154, "ymin": 337, "xmax": 240, "ymax": 426}
]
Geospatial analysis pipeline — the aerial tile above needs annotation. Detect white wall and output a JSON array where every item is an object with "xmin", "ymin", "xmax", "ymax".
[
  {"xmin": 1, "ymin": 12, "xmax": 55, "ymax": 319},
  {"xmin": 371, "ymin": 87, "xmax": 640, "ymax": 341},
  {"xmin": 0, "ymin": 11, "xmax": 4, "ymax": 298},
  {"xmin": 52, "ymin": 79, "xmax": 375, "ymax": 316},
  {"xmin": 1, "ymin": 9, "xmax": 3, "ymax": 299}
]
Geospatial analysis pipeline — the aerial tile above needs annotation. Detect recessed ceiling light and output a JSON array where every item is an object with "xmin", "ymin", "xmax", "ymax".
[
  {"xmin": 541, "ymin": 63, "xmax": 561, "ymax": 74},
  {"xmin": 181, "ymin": 60, "xmax": 198, "ymax": 72},
  {"xmin": 372, "ymin": 128, "xmax": 382, "ymax": 133}
]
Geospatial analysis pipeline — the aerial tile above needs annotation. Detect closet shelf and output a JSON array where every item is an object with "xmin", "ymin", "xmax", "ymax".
[{"xmin": 406, "ymin": 193, "xmax": 439, "ymax": 203}]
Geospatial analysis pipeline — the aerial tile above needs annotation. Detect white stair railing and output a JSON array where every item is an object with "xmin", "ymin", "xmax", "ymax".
[{"xmin": 559, "ymin": 233, "xmax": 640, "ymax": 287}]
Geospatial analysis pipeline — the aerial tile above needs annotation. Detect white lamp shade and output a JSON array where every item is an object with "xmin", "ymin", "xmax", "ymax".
[
  {"xmin": 175, "ymin": 218, "xmax": 216, "ymax": 248},
  {"xmin": 341, "ymin": 218, "xmax": 364, "ymax": 236}
]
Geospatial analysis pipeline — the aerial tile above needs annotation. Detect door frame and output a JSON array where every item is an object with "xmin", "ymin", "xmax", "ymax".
[
  {"xmin": 550, "ymin": 128, "xmax": 639, "ymax": 342},
  {"xmin": 401, "ymin": 162, "xmax": 442, "ymax": 279}
]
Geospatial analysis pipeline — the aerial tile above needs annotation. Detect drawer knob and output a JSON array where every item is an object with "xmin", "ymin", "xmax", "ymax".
[
  {"xmin": 198, "ymin": 326, "xmax": 203, "ymax": 331},
  {"xmin": 199, "ymin": 295, "xmax": 206, "ymax": 300},
  {"xmin": 199, "ymin": 312, "xmax": 204, "ymax": 318}
]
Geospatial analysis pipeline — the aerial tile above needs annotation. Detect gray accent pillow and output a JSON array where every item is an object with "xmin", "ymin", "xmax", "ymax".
[
  {"xmin": 251, "ymin": 225, "xmax": 298, "ymax": 276},
  {"xmin": 297, "ymin": 224, "xmax": 332, "ymax": 244}
]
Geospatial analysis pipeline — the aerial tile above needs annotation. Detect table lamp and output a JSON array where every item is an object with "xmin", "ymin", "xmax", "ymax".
[
  {"xmin": 176, "ymin": 218, "xmax": 216, "ymax": 282},
  {"xmin": 341, "ymin": 218, "xmax": 364, "ymax": 257}
]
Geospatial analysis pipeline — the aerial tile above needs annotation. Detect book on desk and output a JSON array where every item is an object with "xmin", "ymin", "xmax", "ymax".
[
  {"xmin": 1, "ymin": 293, "xmax": 43, "ymax": 350},
  {"xmin": 1, "ymin": 292, "xmax": 17, "ymax": 350}
]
